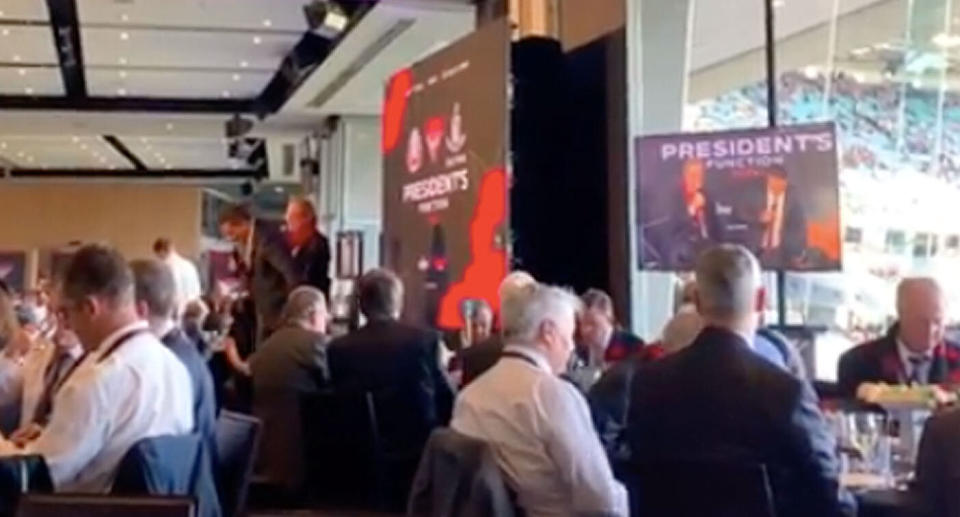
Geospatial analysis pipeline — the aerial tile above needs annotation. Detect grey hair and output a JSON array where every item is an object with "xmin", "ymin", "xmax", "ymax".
[
  {"xmin": 282, "ymin": 286, "xmax": 327, "ymax": 325},
  {"xmin": 694, "ymin": 244, "xmax": 761, "ymax": 319},
  {"xmin": 503, "ymin": 284, "xmax": 582, "ymax": 342}
]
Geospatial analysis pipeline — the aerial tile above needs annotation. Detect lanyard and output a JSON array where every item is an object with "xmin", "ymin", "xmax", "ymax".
[
  {"xmin": 501, "ymin": 351, "xmax": 539, "ymax": 368},
  {"xmin": 96, "ymin": 328, "xmax": 149, "ymax": 364}
]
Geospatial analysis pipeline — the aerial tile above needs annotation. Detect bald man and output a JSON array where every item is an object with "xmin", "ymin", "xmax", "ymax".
[{"xmin": 838, "ymin": 278, "xmax": 960, "ymax": 396}]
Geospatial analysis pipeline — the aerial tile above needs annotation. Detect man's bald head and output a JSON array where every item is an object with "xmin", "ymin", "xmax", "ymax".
[{"xmin": 896, "ymin": 277, "xmax": 946, "ymax": 355}]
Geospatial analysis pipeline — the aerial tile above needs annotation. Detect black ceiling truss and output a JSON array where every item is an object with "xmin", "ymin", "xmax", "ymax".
[
  {"xmin": 0, "ymin": 1, "xmax": 377, "ymax": 178},
  {"xmin": 45, "ymin": 0, "xmax": 87, "ymax": 98},
  {"xmin": 102, "ymin": 135, "xmax": 147, "ymax": 170}
]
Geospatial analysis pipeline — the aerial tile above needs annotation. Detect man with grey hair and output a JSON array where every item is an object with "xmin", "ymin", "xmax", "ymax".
[
  {"xmin": 628, "ymin": 244, "xmax": 851, "ymax": 517},
  {"xmin": 839, "ymin": 277, "xmax": 960, "ymax": 396},
  {"xmin": 249, "ymin": 286, "xmax": 329, "ymax": 495},
  {"xmin": 453, "ymin": 283, "xmax": 628, "ymax": 517}
]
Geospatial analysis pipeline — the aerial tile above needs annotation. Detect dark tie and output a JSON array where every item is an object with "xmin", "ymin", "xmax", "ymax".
[
  {"xmin": 907, "ymin": 356, "xmax": 929, "ymax": 385},
  {"xmin": 31, "ymin": 352, "xmax": 75, "ymax": 426}
]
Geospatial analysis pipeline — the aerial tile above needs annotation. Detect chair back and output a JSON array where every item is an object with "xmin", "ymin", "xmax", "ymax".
[
  {"xmin": 17, "ymin": 494, "xmax": 194, "ymax": 517},
  {"xmin": 113, "ymin": 434, "xmax": 220, "ymax": 517},
  {"xmin": 630, "ymin": 460, "xmax": 777, "ymax": 517},
  {"xmin": 215, "ymin": 411, "xmax": 261, "ymax": 517},
  {"xmin": 407, "ymin": 428, "xmax": 516, "ymax": 517},
  {"xmin": 0, "ymin": 455, "xmax": 52, "ymax": 517}
]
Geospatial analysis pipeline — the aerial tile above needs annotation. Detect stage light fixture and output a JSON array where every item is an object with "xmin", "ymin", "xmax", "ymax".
[{"xmin": 303, "ymin": 0, "xmax": 348, "ymax": 39}]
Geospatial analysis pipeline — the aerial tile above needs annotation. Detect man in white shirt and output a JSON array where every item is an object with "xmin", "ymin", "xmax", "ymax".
[
  {"xmin": 0, "ymin": 244, "xmax": 194, "ymax": 493},
  {"xmin": 452, "ymin": 283, "xmax": 628, "ymax": 517},
  {"xmin": 153, "ymin": 238, "xmax": 202, "ymax": 314}
]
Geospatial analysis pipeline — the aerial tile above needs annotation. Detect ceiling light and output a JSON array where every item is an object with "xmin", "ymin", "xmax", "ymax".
[
  {"xmin": 16, "ymin": 151, "xmax": 24, "ymax": 158},
  {"xmin": 17, "ymin": 68, "xmax": 25, "ymax": 76},
  {"xmin": 933, "ymin": 32, "xmax": 960, "ymax": 48},
  {"xmin": 851, "ymin": 47, "xmax": 870, "ymax": 57},
  {"xmin": 117, "ymin": 88, "xmax": 127, "ymax": 96},
  {"xmin": 165, "ymin": 164, "xmax": 173, "ymax": 170},
  {"xmin": 263, "ymin": 19, "xmax": 272, "ymax": 27},
  {"xmin": 109, "ymin": 165, "xmax": 117, "ymax": 170},
  {"xmin": 119, "ymin": 70, "xmax": 127, "ymax": 78},
  {"xmin": 140, "ymin": 137, "xmax": 147, "ymax": 144},
  {"xmin": 120, "ymin": 32, "xmax": 129, "ymax": 41},
  {"xmin": 232, "ymin": 73, "xmax": 240, "ymax": 81},
  {"xmin": 165, "ymin": 123, "xmax": 174, "ymax": 131},
  {"xmin": 24, "ymin": 87, "xmax": 33, "ymax": 95},
  {"xmin": 26, "ymin": 156, "xmax": 33, "ymax": 163},
  {"xmin": 119, "ymin": 57, "xmax": 127, "ymax": 65},
  {"xmin": 221, "ymin": 90, "xmax": 231, "ymax": 98},
  {"xmin": 12, "ymin": 55, "xmax": 21, "ymax": 62},
  {"xmin": 121, "ymin": 13, "xmax": 129, "ymax": 22},
  {"xmin": 145, "ymin": 144, "xmax": 152, "ymax": 151},
  {"xmin": 304, "ymin": 0, "xmax": 349, "ymax": 38},
  {"xmin": 0, "ymin": 11, "xmax": 5, "ymax": 17},
  {"xmin": 803, "ymin": 66, "xmax": 819, "ymax": 79},
  {"xmin": 252, "ymin": 36, "xmax": 262, "ymax": 45},
  {"xmin": 0, "ymin": 142, "xmax": 6, "ymax": 149},
  {"xmin": 852, "ymin": 72, "xmax": 865, "ymax": 83},
  {"xmin": 99, "ymin": 157, "xmax": 107, "ymax": 163},
  {"xmin": 71, "ymin": 136, "xmax": 79, "ymax": 143},
  {"xmin": 240, "ymin": 60, "xmax": 248, "ymax": 68},
  {"xmin": 772, "ymin": 0, "xmax": 785, "ymax": 7},
  {"xmin": 1, "ymin": 29, "xmax": 9, "ymax": 37}
]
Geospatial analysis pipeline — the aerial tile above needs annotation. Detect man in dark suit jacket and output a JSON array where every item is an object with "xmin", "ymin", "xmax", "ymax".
[
  {"xmin": 130, "ymin": 260, "xmax": 218, "ymax": 458},
  {"xmin": 285, "ymin": 197, "xmax": 331, "ymax": 299},
  {"xmin": 628, "ymin": 245, "xmax": 851, "ymax": 517},
  {"xmin": 838, "ymin": 278, "xmax": 960, "ymax": 397},
  {"xmin": 915, "ymin": 407, "xmax": 960, "ymax": 517},
  {"xmin": 250, "ymin": 286, "xmax": 329, "ymax": 495},
  {"xmin": 328, "ymin": 269, "xmax": 454, "ymax": 509},
  {"xmin": 220, "ymin": 204, "xmax": 300, "ymax": 343}
]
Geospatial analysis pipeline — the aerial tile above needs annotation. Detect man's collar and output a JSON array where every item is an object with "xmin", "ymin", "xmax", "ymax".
[
  {"xmin": 896, "ymin": 338, "xmax": 935, "ymax": 363},
  {"xmin": 502, "ymin": 344, "xmax": 552, "ymax": 373},
  {"xmin": 95, "ymin": 320, "xmax": 149, "ymax": 356}
]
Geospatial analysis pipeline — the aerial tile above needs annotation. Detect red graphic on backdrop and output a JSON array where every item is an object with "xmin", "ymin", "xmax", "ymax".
[
  {"xmin": 382, "ymin": 69, "xmax": 412, "ymax": 154},
  {"xmin": 425, "ymin": 116, "xmax": 444, "ymax": 163},
  {"xmin": 436, "ymin": 168, "xmax": 508, "ymax": 329}
]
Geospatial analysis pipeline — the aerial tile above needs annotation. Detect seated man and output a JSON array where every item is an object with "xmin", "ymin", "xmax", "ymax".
[
  {"xmin": 569, "ymin": 288, "xmax": 644, "ymax": 391},
  {"xmin": 250, "ymin": 286, "xmax": 329, "ymax": 495},
  {"xmin": 327, "ymin": 269, "xmax": 454, "ymax": 506},
  {"xmin": 453, "ymin": 284, "xmax": 628, "ymax": 517},
  {"xmin": 459, "ymin": 271, "xmax": 536, "ymax": 387},
  {"xmin": 130, "ymin": 259, "xmax": 217, "ymax": 457},
  {"xmin": 1, "ymin": 245, "xmax": 194, "ymax": 492},
  {"xmin": 628, "ymin": 245, "xmax": 850, "ymax": 517},
  {"xmin": 838, "ymin": 277, "xmax": 960, "ymax": 396}
]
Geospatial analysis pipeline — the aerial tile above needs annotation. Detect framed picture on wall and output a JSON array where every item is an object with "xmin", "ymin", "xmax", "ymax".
[{"xmin": 0, "ymin": 251, "xmax": 28, "ymax": 295}]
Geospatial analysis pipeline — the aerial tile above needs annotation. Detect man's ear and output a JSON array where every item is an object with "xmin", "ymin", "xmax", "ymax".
[{"xmin": 756, "ymin": 287, "xmax": 767, "ymax": 313}]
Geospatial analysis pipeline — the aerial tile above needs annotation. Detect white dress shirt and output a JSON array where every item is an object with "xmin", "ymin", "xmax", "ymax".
[
  {"xmin": 0, "ymin": 341, "xmax": 85, "ymax": 430},
  {"xmin": 0, "ymin": 321, "xmax": 194, "ymax": 492},
  {"xmin": 166, "ymin": 251, "xmax": 203, "ymax": 312},
  {"xmin": 452, "ymin": 344, "xmax": 628, "ymax": 517},
  {"xmin": 897, "ymin": 339, "xmax": 935, "ymax": 384}
]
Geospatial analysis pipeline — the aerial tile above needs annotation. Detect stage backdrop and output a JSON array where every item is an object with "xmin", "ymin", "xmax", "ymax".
[
  {"xmin": 636, "ymin": 122, "xmax": 841, "ymax": 271},
  {"xmin": 381, "ymin": 20, "xmax": 510, "ymax": 329}
]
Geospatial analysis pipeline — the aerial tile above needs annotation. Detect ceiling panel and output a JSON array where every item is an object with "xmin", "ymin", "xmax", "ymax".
[
  {"xmin": 121, "ymin": 136, "xmax": 236, "ymax": 169},
  {"xmin": 0, "ymin": 67, "xmax": 63, "ymax": 96},
  {"xmin": 0, "ymin": 25, "xmax": 60, "ymax": 64},
  {"xmin": 0, "ymin": 0, "xmax": 50, "ymax": 21},
  {"xmin": 0, "ymin": 136, "xmax": 131, "ymax": 170},
  {"xmin": 81, "ymin": 27, "xmax": 300, "ymax": 70},
  {"xmin": 77, "ymin": 0, "xmax": 306, "ymax": 31},
  {"xmin": 86, "ymin": 68, "xmax": 272, "ymax": 98}
]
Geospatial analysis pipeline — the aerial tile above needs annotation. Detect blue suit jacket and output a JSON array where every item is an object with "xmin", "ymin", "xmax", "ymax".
[
  {"xmin": 628, "ymin": 326, "xmax": 851, "ymax": 517},
  {"xmin": 163, "ymin": 329, "xmax": 218, "ymax": 460}
]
